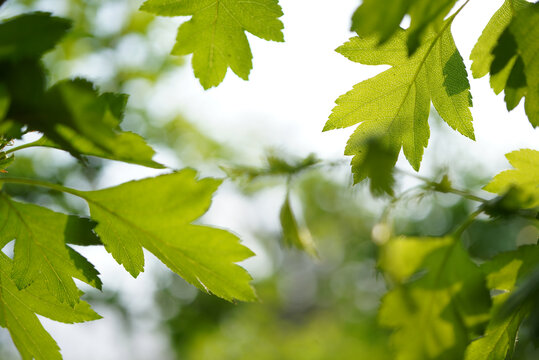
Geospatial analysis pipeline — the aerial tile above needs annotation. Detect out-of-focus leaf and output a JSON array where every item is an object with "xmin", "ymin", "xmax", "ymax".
[
  {"xmin": 77, "ymin": 170, "xmax": 256, "ymax": 302},
  {"xmin": 0, "ymin": 193, "xmax": 102, "ymax": 305},
  {"xmin": 280, "ymin": 193, "xmax": 317, "ymax": 257},
  {"xmin": 0, "ymin": 153, "xmax": 13, "ymax": 172},
  {"xmin": 140, "ymin": 0, "xmax": 284, "ymax": 89},
  {"xmin": 465, "ymin": 245, "xmax": 539, "ymax": 359},
  {"xmin": 5, "ymin": 79, "xmax": 164, "ymax": 168},
  {"xmin": 349, "ymin": 138, "xmax": 397, "ymax": 195},
  {"xmin": 379, "ymin": 236, "xmax": 491, "ymax": 360},
  {"xmin": 0, "ymin": 12, "xmax": 71, "ymax": 61},
  {"xmin": 351, "ymin": 0, "xmax": 457, "ymax": 54},
  {"xmin": 223, "ymin": 153, "xmax": 320, "ymax": 181},
  {"xmin": 0, "ymin": 83, "xmax": 8, "ymax": 121}
]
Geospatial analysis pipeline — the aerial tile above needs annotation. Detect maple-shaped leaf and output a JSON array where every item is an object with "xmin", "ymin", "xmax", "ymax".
[
  {"xmin": 75, "ymin": 170, "xmax": 256, "ymax": 302},
  {"xmin": 471, "ymin": 0, "xmax": 538, "ymax": 126},
  {"xmin": 465, "ymin": 245, "xmax": 539, "ymax": 359},
  {"xmin": 0, "ymin": 252, "xmax": 100, "ymax": 360},
  {"xmin": 325, "ymin": 21, "xmax": 473, "ymax": 182},
  {"xmin": 469, "ymin": 0, "xmax": 529, "ymax": 79},
  {"xmin": 140, "ymin": 0, "xmax": 284, "ymax": 89},
  {"xmin": 484, "ymin": 149, "xmax": 539, "ymax": 209},
  {"xmin": 379, "ymin": 236, "xmax": 491, "ymax": 360},
  {"xmin": 351, "ymin": 0, "xmax": 457, "ymax": 54},
  {"xmin": 504, "ymin": 3, "xmax": 539, "ymax": 127},
  {"xmin": 0, "ymin": 193, "xmax": 102, "ymax": 306}
]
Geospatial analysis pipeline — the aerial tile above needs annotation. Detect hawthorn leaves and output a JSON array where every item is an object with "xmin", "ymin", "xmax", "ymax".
[
  {"xmin": 325, "ymin": 18, "xmax": 473, "ymax": 186},
  {"xmin": 0, "ymin": 10, "xmax": 255, "ymax": 359},
  {"xmin": 140, "ymin": 0, "xmax": 284, "ymax": 89}
]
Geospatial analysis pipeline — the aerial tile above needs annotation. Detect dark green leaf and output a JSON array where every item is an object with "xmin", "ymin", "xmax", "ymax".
[
  {"xmin": 351, "ymin": 0, "xmax": 457, "ymax": 54},
  {"xmin": 0, "ymin": 12, "xmax": 71, "ymax": 61}
]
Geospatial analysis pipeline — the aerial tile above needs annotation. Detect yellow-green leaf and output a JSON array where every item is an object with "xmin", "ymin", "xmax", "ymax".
[{"xmin": 78, "ymin": 170, "xmax": 256, "ymax": 302}]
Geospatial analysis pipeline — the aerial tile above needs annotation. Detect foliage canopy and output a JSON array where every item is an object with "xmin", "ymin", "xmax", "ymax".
[{"xmin": 0, "ymin": 0, "xmax": 538, "ymax": 359}]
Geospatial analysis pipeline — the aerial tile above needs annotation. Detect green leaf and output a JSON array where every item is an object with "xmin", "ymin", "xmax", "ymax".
[
  {"xmin": 471, "ymin": 0, "xmax": 538, "ymax": 126},
  {"xmin": 0, "ymin": 83, "xmax": 9, "ymax": 121},
  {"xmin": 470, "ymin": 0, "xmax": 529, "ymax": 79},
  {"xmin": 140, "ymin": 0, "xmax": 284, "ymax": 89},
  {"xmin": 465, "ymin": 245, "xmax": 539, "ymax": 359},
  {"xmin": 279, "ymin": 193, "xmax": 317, "ymax": 257},
  {"xmin": 484, "ymin": 149, "xmax": 539, "ymax": 209},
  {"xmin": 0, "ymin": 12, "xmax": 71, "ymax": 61},
  {"xmin": 0, "ymin": 193, "xmax": 102, "ymax": 306},
  {"xmin": 325, "ymin": 22, "xmax": 473, "ymax": 180},
  {"xmin": 379, "ymin": 236, "xmax": 491, "ymax": 360},
  {"xmin": 5, "ymin": 77, "xmax": 164, "ymax": 168},
  {"xmin": 0, "ymin": 252, "xmax": 100, "ymax": 360},
  {"xmin": 78, "ymin": 170, "xmax": 256, "ymax": 302},
  {"xmin": 510, "ymin": 3, "xmax": 539, "ymax": 127},
  {"xmin": 351, "ymin": 0, "xmax": 457, "ymax": 54},
  {"xmin": 0, "ymin": 153, "xmax": 13, "ymax": 173},
  {"xmin": 349, "ymin": 138, "xmax": 397, "ymax": 195},
  {"xmin": 464, "ymin": 293, "xmax": 527, "ymax": 360}
]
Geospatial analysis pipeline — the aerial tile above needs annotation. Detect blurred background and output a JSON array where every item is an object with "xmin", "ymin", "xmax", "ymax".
[{"xmin": 0, "ymin": 0, "xmax": 538, "ymax": 359}]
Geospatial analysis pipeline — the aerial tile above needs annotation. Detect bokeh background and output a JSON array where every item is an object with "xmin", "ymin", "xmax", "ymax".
[{"xmin": 0, "ymin": 0, "xmax": 538, "ymax": 359}]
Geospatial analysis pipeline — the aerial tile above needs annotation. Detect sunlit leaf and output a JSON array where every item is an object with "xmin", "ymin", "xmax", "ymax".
[
  {"xmin": 0, "ymin": 253, "xmax": 100, "ymax": 360},
  {"xmin": 470, "ymin": 0, "xmax": 529, "ymax": 78},
  {"xmin": 484, "ymin": 149, "xmax": 539, "ymax": 209},
  {"xmin": 141, "ymin": 0, "xmax": 284, "ymax": 89},
  {"xmin": 325, "ymin": 22, "xmax": 473, "ymax": 181},
  {"xmin": 0, "ymin": 193, "xmax": 102, "ymax": 305},
  {"xmin": 77, "ymin": 170, "xmax": 256, "ymax": 302}
]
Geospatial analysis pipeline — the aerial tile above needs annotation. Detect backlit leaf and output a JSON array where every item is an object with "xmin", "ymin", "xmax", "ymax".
[
  {"xmin": 77, "ymin": 170, "xmax": 256, "ymax": 302},
  {"xmin": 326, "ymin": 22, "xmax": 473, "ymax": 182},
  {"xmin": 141, "ymin": 0, "xmax": 284, "ymax": 89},
  {"xmin": 484, "ymin": 149, "xmax": 539, "ymax": 209},
  {"xmin": 0, "ymin": 193, "xmax": 102, "ymax": 306},
  {"xmin": 0, "ymin": 253, "xmax": 100, "ymax": 360}
]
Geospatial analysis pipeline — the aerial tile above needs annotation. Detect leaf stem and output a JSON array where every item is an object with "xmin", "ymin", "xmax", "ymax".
[
  {"xmin": 5, "ymin": 140, "xmax": 43, "ymax": 154},
  {"xmin": 395, "ymin": 167, "xmax": 488, "ymax": 203},
  {"xmin": 0, "ymin": 177, "xmax": 84, "ymax": 198},
  {"xmin": 453, "ymin": 208, "xmax": 482, "ymax": 238}
]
